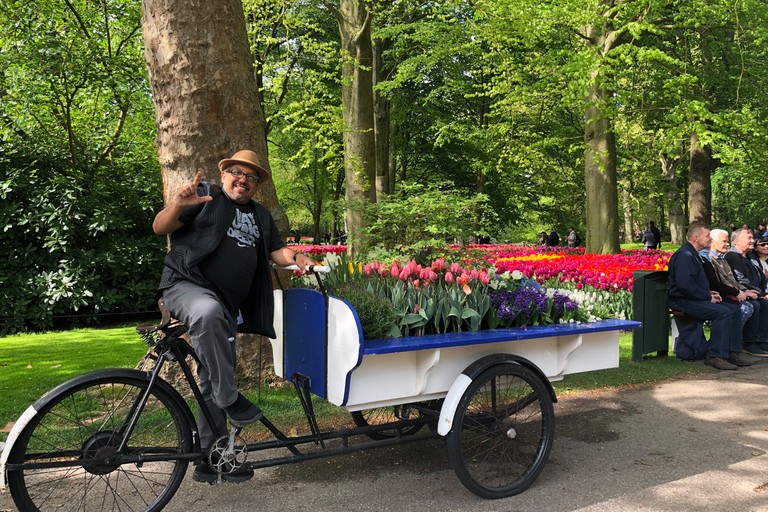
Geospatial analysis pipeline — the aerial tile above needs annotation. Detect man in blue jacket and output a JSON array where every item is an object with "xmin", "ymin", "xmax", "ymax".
[
  {"xmin": 668, "ymin": 223, "xmax": 745, "ymax": 370},
  {"xmin": 153, "ymin": 150, "xmax": 315, "ymax": 483}
]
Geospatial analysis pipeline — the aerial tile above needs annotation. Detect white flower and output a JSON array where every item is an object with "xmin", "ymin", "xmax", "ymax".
[{"xmin": 511, "ymin": 270, "xmax": 523, "ymax": 280}]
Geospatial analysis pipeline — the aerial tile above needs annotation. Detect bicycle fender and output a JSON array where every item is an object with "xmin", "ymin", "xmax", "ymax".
[
  {"xmin": 0, "ymin": 368, "xmax": 198, "ymax": 494},
  {"xmin": 1, "ymin": 405, "xmax": 37, "ymax": 494},
  {"xmin": 436, "ymin": 354, "xmax": 558, "ymax": 437},
  {"xmin": 437, "ymin": 374, "xmax": 473, "ymax": 436}
]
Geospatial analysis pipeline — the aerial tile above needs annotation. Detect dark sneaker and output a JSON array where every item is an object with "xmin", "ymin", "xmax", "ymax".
[
  {"xmin": 704, "ymin": 356, "xmax": 738, "ymax": 370},
  {"xmin": 224, "ymin": 393, "xmax": 263, "ymax": 426},
  {"xmin": 193, "ymin": 461, "xmax": 254, "ymax": 484},
  {"xmin": 742, "ymin": 344, "xmax": 768, "ymax": 357},
  {"xmin": 728, "ymin": 352, "xmax": 754, "ymax": 367}
]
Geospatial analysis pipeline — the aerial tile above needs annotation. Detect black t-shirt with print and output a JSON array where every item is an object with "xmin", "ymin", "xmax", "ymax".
[{"xmin": 179, "ymin": 197, "xmax": 285, "ymax": 316}]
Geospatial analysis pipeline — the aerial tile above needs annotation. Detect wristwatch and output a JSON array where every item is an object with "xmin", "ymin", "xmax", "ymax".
[{"xmin": 293, "ymin": 251, "xmax": 304, "ymax": 262}]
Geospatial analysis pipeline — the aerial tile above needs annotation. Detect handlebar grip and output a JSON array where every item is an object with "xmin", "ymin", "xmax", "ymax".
[{"xmin": 271, "ymin": 263, "xmax": 331, "ymax": 273}]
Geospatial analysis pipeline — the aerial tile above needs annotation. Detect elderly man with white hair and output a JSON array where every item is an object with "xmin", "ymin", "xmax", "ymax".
[{"xmin": 717, "ymin": 228, "xmax": 768, "ymax": 356}]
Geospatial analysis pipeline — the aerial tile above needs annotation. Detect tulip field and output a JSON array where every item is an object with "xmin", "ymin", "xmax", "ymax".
[
  {"xmin": 289, "ymin": 243, "xmax": 670, "ymax": 293},
  {"xmin": 288, "ymin": 243, "xmax": 672, "ymax": 323}
]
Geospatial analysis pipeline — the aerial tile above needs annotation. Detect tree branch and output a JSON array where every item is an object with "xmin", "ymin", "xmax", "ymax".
[{"xmin": 62, "ymin": 0, "xmax": 91, "ymax": 39}]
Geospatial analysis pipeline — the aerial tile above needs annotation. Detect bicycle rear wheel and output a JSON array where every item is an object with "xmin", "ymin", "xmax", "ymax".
[{"xmin": 7, "ymin": 375, "xmax": 193, "ymax": 512}]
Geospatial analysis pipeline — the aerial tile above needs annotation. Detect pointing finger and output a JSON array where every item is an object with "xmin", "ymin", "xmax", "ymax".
[{"xmin": 192, "ymin": 171, "xmax": 202, "ymax": 187}]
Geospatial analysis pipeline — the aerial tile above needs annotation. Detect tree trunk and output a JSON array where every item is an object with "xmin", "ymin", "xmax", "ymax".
[
  {"xmin": 141, "ymin": 0, "xmax": 286, "ymax": 386},
  {"xmin": 688, "ymin": 131, "xmax": 712, "ymax": 225},
  {"xmin": 584, "ymin": 79, "xmax": 621, "ymax": 254},
  {"xmin": 388, "ymin": 119, "xmax": 398, "ymax": 194},
  {"xmin": 661, "ymin": 154, "xmax": 685, "ymax": 244},
  {"xmin": 325, "ymin": 0, "xmax": 376, "ymax": 257},
  {"xmin": 373, "ymin": 34, "xmax": 392, "ymax": 200},
  {"xmin": 621, "ymin": 181, "xmax": 634, "ymax": 243},
  {"xmin": 583, "ymin": 20, "xmax": 621, "ymax": 255}
]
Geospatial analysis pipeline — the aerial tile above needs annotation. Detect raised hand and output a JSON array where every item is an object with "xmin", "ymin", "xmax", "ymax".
[
  {"xmin": 153, "ymin": 171, "xmax": 213, "ymax": 235},
  {"xmin": 174, "ymin": 171, "xmax": 212, "ymax": 207}
]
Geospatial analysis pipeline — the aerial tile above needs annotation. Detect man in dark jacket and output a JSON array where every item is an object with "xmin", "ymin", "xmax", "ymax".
[
  {"xmin": 153, "ymin": 150, "xmax": 315, "ymax": 483},
  {"xmin": 649, "ymin": 221, "xmax": 661, "ymax": 249},
  {"xmin": 723, "ymin": 228, "xmax": 768, "ymax": 355},
  {"xmin": 668, "ymin": 223, "xmax": 744, "ymax": 370},
  {"xmin": 547, "ymin": 228, "xmax": 560, "ymax": 247}
]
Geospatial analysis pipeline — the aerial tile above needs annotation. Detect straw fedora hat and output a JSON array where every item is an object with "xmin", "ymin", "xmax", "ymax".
[{"xmin": 218, "ymin": 150, "xmax": 270, "ymax": 183}]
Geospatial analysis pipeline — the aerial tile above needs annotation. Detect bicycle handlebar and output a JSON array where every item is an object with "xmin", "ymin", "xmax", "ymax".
[{"xmin": 271, "ymin": 263, "xmax": 331, "ymax": 273}]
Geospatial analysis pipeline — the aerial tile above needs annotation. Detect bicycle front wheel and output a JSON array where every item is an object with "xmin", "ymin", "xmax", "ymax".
[
  {"xmin": 7, "ymin": 375, "xmax": 193, "ymax": 512},
  {"xmin": 447, "ymin": 363, "xmax": 555, "ymax": 499}
]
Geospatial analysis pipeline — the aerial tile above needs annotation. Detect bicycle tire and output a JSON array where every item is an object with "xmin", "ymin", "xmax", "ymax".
[
  {"xmin": 446, "ymin": 363, "xmax": 555, "ymax": 499},
  {"xmin": 7, "ymin": 374, "xmax": 194, "ymax": 512}
]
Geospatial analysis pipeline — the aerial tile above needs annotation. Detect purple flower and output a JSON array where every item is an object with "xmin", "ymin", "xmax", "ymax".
[
  {"xmin": 491, "ymin": 288, "xmax": 547, "ymax": 320},
  {"xmin": 552, "ymin": 291, "xmax": 579, "ymax": 315}
]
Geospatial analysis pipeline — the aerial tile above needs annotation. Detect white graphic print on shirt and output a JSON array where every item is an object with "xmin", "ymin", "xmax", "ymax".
[{"xmin": 227, "ymin": 209, "xmax": 260, "ymax": 248}]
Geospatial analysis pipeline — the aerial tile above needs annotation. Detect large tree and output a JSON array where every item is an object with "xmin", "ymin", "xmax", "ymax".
[
  {"xmin": 321, "ymin": 0, "xmax": 377, "ymax": 257},
  {"xmin": 140, "ymin": 0, "xmax": 288, "ymax": 380}
]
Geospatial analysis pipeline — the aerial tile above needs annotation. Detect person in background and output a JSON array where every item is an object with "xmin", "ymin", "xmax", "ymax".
[
  {"xmin": 709, "ymin": 229, "xmax": 768, "ymax": 357},
  {"xmin": 547, "ymin": 228, "xmax": 560, "ymax": 247},
  {"xmin": 747, "ymin": 235, "xmax": 768, "ymax": 294},
  {"xmin": 649, "ymin": 221, "xmax": 661, "ymax": 249},
  {"xmin": 566, "ymin": 226, "xmax": 579, "ymax": 247},
  {"xmin": 642, "ymin": 226, "xmax": 656, "ymax": 250}
]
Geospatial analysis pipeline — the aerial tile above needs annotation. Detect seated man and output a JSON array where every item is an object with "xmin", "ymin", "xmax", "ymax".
[
  {"xmin": 153, "ymin": 150, "xmax": 316, "ymax": 483},
  {"xmin": 720, "ymin": 228, "xmax": 768, "ymax": 356},
  {"xmin": 698, "ymin": 247, "xmax": 755, "ymax": 364},
  {"xmin": 669, "ymin": 223, "xmax": 744, "ymax": 370}
]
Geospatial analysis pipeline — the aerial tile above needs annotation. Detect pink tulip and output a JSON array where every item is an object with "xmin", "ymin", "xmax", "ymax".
[
  {"xmin": 470, "ymin": 269, "xmax": 479, "ymax": 280},
  {"xmin": 428, "ymin": 270, "xmax": 438, "ymax": 282},
  {"xmin": 444, "ymin": 271, "xmax": 454, "ymax": 283},
  {"xmin": 479, "ymin": 271, "xmax": 490, "ymax": 285},
  {"xmin": 363, "ymin": 264, "xmax": 372, "ymax": 276},
  {"xmin": 399, "ymin": 269, "xmax": 410, "ymax": 281},
  {"xmin": 414, "ymin": 304, "xmax": 420, "ymax": 313},
  {"xmin": 457, "ymin": 273, "xmax": 470, "ymax": 286},
  {"xmin": 432, "ymin": 258, "xmax": 446, "ymax": 271},
  {"xmin": 390, "ymin": 264, "xmax": 399, "ymax": 278},
  {"xmin": 379, "ymin": 266, "xmax": 389, "ymax": 277},
  {"xmin": 449, "ymin": 262, "xmax": 462, "ymax": 274},
  {"xmin": 462, "ymin": 284, "xmax": 471, "ymax": 295}
]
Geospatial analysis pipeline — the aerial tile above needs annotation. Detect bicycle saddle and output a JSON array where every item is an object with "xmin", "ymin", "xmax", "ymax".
[{"xmin": 136, "ymin": 297, "xmax": 173, "ymax": 335}]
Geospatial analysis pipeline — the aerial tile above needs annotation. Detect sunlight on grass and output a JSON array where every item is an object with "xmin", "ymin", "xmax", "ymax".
[{"xmin": 0, "ymin": 326, "xmax": 151, "ymax": 437}]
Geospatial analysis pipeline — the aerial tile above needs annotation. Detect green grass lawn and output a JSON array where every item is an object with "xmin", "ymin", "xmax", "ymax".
[
  {"xmin": 620, "ymin": 242, "xmax": 681, "ymax": 252},
  {"xmin": 0, "ymin": 326, "xmax": 708, "ymax": 442},
  {"xmin": 0, "ymin": 326, "xmax": 151, "ymax": 438}
]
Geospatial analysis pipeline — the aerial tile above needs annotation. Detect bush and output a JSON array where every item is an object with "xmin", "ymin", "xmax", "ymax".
[
  {"xmin": 326, "ymin": 282, "xmax": 395, "ymax": 340},
  {"xmin": 0, "ymin": 165, "xmax": 165, "ymax": 334}
]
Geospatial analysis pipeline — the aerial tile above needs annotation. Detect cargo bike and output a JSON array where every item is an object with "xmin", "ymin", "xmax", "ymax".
[{"xmin": 0, "ymin": 265, "xmax": 640, "ymax": 511}]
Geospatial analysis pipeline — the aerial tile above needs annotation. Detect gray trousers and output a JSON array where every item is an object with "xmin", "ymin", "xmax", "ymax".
[{"xmin": 163, "ymin": 280, "xmax": 238, "ymax": 450}]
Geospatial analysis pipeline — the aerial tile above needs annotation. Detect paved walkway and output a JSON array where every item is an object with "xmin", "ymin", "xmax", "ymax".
[{"xmin": 3, "ymin": 361, "xmax": 768, "ymax": 511}]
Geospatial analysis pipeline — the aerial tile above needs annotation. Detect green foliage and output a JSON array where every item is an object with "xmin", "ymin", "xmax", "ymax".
[
  {"xmin": 0, "ymin": 166, "xmax": 164, "ymax": 333},
  {"xmin": 0, "ymin": 0, "xmax": 163, "ymax": 333},
  {"xmin": 347, "ymin": 182, "xmax": 496, "ymax": 257}
]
